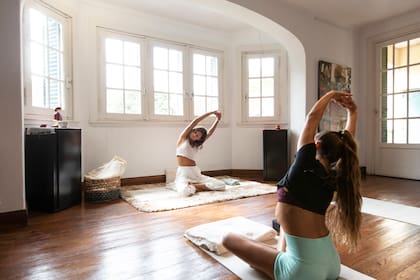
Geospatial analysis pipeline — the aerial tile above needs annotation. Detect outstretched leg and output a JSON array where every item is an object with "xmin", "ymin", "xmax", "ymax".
[{"xmin": 222, "ymin": 233, "xmax": 279, "ymax": 280}]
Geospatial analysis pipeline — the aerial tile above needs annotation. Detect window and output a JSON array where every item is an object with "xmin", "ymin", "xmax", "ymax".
[
  {"xmin": 106, "ymin": 38, "xmax": 143, "ymax": 115},
  {"xmin": 152, "ymin": 44, "xmax": 184, "ymax": 118},
  {"xmin": 192, "ymin": 51, "xmax": 221, "ymax": 116},
  {"xmin": 98, "ymin": 28, "xmax": 223, "ymax": 122},
  {"xmin": 379, "ymin": 36, "xmax": 420, "ymax": 144},
  {"xmin": 242, "ymin": 50, "xmax": 287, "ymax": 123},
  {"xmin": 98, "ymin": 29, "xmax": 145, "ymax": 120},
  {"xmin": 23, "ymin": 0, "xmax": 72, "ymax": 119}
]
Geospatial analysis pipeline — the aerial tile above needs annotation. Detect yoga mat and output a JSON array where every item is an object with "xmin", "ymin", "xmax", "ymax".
[
  {"xmin": 362, "ymin": 197, "xmax": 420, "ymax": 226},
  {"xmin": 201, "ymin": 247, "xmax": 376, "ymax": 280}
]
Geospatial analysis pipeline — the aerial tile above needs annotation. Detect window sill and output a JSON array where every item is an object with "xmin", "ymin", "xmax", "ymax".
[
  {"xmin": 236, "ymin": 121, "xmax": 289, "ymax": 129},
  {"xmin": 88, "ymin": 119, "xmax": 228, "ymax": 128}
]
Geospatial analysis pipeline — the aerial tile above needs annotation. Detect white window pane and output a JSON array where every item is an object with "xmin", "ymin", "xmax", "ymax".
[
  {"xmin": 194, "ymin": 75, "xmax": 205, "ymax": 96},
  {"xmin": 206, "ymin": 77, "xmax": 218, "ymax": 96},
  {"xmin": 106, "ymin": 38, "xmax": 123, "ymax": 64},
  {"xmin": 394, "ymin": 94, "xmax": 407, "ymax": 118},
  {"xmin": 408, "ymin": 119, "xmax": 420, "ymax": 143},
  {"xmin": 206, "ymin": 56, "xmax": 218, "ymax": 76},
  {"xmin": 261, "ymin": 57, "xmax": 274, "ymax": 77},
  {"xmin": 382, "ymin": 70, "xmax": 393, "ymax": 94},
  {"xmin": 169, "ymin": 93, "xmax": 183, "ymax": 116},
  {"xmin": 106, "ymin": 64, "xmax": 123, "ymax": 88},
  {"xmin": 194, "ymin": 96, "xmax": 205, "ymax": 116},
  {"xmin": 193, "ymin": 54, "xmax": 205, "ymax": 75},
  {"xmin": 32, "ymin": 75, "xmax": 47, "ymax": 107},
  {"xmin": 249, "ymin": 98, "xmax": 261, "ymax": 117},
  {"xmin": 381, "ymin": 95, "xmax": 393, "ymax": 119},
  {"xmin": 125, "ymin": 66, "xmax": 141, "ymax": 90},
  {"xmin": 48, "ymin": 49, "xmax": 62, "ymax": 79},
  {"xmin": 248, "ymin": 58, "xmax": 261, "ymax": 78},
  {"xmin": 409, "ymin": 65, "xmax": 420, "ymax": 91},
  {"xmin": 249, "ymin": 78, "xmax": 260, "ymax": 97},
  {"xmin": 31, "ymin": 42, "xmax": 45, "ymax": 75},
  {"xmin": 47, "ymin": 18, "xmax": 62, "ymax": 50},
  {"xmin": 394, "ymin": 68, "xmax": 407, "ymax": 93},
  {"xmin": 154, "ymin": 70, "xmax": 168, "ymax": 92},
  {"xmin": 169, "ymin": 49, "xmax": 182, "ymax": 71},
  {"xmin": 49, "ymin": 79, "xmax": 62, "ymax": 109},
  {"xmin": 261, "ymin": 78, "xmax": 274, "ymax": 97},
  {"xmin": 387, "ymin": 45, "xmax": 394, "ymax": 69},
  {"xmin": 381, "ymin": 119, "xmax": 393, "ymax": 143},
  {"xmin": 124, "ymin": 42, "xmax": 140, "ymax": 66},
  {"xmin": 154, "ymin": 92, "xmax": 168, "ymax": 115},
  {"xmin": 107, "ymin": 89, "xmax": 124, "ymax": 113},
  {"xmin": 207, "ymin": 97, "xmax": 218, "ymax": 112},
  {"xmin": 262, "ymin": 97, "xmax": 274, "ymax": 116},
  {"xmin": 154, "ymin": 47, "xmax": 168, "ymax": 69},
  {"xmin": 387, "ymin": 120, "xmax": 393, "ymax": 143},
  {"xmin": 394, "ymin": 119, "xmax": 407, "ymax": 144},
  {"xmin": 409, "ymin": 92, "xmax": 420, "ymax": 117},
  {"xmin": 125, "ymin": 90, "xmax": 141, "ymax": 114},
  {"xmin": 30, "ymin": 9, "xmax": 46, "ymax": 44},
  {"xmin": 409, "ymin": 38, "xmax": 420, "ymax": 65},
  {"xmin": 169, "ymin": 72, "xmax": 183, "ymax": 94},
  {"xmin": 395, "ymin": 41, "xmax": 408, "ymax": 67}
]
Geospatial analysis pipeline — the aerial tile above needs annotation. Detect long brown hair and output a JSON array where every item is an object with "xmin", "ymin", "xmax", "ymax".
[{"xmin": 316, "ymin": 130, "xmax": 362, "ymax": 250}]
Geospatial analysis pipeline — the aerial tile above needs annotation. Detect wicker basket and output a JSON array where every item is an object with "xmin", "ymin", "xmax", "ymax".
[{"xmin": 84, "ymin": 176, "xmax": 121, "ymax": 202}]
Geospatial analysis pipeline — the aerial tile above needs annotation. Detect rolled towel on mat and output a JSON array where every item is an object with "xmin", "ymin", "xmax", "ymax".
[{"xmin": 184, "ymin": 216, "xmax": 277, "ymax": 255}]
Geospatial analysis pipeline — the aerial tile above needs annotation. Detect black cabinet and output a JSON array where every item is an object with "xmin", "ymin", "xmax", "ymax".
[
  {"xmin": 25, "ymin": 128, "xmax": 81, "ymax": 212},
  {"xmin": 263, "ymin": 129, "xmax": 288, "ymax": 181}
]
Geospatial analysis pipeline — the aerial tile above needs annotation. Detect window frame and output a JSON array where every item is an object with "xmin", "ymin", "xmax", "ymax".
[
  {"xmin": 23, "ymin": 0, "xmax": 73, "ymax": 121},
  {"xmin": 148, "ymin": 40, "xmax": 187, "ymax": 122},
  {"xmin": 377, "ymin": 32, "xmax": 420, "ymax": 147},
  {"xmin": 190, "ymin": 48, "xmax": 224, "ymax": 119},
  {"xmin": 97, "ymin": 28, "xmax": 146, "ymax": 121},
  {"xmin": 96, "ymin": 27, "xmax": 225, "ymax": 123},
  {"xmin": 241, "ymin": 49, "xmax": 288, "ymax": 124}
]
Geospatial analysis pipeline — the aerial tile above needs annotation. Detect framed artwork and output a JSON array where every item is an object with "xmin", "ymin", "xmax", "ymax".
[{"xmin": 318, "ymin": 60, "xmax": 351, "ymax": 131}]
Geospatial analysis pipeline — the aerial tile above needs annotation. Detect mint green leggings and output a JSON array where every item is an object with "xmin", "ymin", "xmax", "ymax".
[{"xmin": 274, "ymin": 233, "xmax": 340, "ymax": 280}]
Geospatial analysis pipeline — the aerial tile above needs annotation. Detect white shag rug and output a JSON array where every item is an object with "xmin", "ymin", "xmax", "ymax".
[{"xmin": 120, "ymin": 178, "xmax": 277, "ymax": 212}]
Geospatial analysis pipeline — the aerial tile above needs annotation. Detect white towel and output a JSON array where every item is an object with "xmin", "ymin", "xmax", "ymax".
[{"xmin": 184, "ymin": 216, "xmax": 277, "ymax": 255}]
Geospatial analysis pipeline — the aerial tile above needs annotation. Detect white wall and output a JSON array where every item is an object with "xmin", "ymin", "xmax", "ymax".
[
  {"xmin": 1, "ymin": 0, "xmax": 358, "ymax": 214},
  {"xmin": 0, "ymin": 0, "xmax": 25, "ymax": 213}
]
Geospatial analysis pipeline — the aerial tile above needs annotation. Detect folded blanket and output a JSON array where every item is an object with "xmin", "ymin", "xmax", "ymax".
[
  {"xmin": 221, "ymin": 178, "xmax": 241, "ymax": 186},
  {"xmin": 184, "ymin": 216, "xmax": 277, "ymax": 255}
]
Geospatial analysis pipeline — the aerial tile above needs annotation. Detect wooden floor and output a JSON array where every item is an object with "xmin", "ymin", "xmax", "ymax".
[{"xmin": 0, "ymin": 175, "xmax": 419, "ymax": 280}]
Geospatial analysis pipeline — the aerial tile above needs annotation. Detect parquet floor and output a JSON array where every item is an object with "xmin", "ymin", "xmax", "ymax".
[{"xmin": 0, "ymin": 175, "xmax": 419, "ymax": 279}]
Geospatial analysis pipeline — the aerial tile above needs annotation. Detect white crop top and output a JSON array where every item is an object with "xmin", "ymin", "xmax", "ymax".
[{"xmin": 176, "ymin": 140, "xmax": 198, "ymax": 160}]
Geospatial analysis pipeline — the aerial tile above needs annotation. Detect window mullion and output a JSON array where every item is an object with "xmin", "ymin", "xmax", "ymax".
[{"xmin": 185, "ymin": 47, "xmax": 192, "ymax": 120}]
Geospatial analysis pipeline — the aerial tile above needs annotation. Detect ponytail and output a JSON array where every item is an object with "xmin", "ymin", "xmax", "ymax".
[{"xmin": 320, "ymin": 131, "xmax": 362, "ymax": 250}]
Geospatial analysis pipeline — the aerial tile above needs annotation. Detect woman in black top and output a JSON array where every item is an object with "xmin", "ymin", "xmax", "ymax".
[{"xmin": 222, "ymin": 90, "xmax": 361, "ymax": 280}]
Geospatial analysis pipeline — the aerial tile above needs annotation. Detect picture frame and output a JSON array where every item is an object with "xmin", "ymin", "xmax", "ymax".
[{"xmin": 318, "ymin": 60, "xmax": 352, "ymax": 131}]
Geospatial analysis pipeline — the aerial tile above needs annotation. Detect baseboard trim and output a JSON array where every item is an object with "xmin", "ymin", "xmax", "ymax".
[
  {"xmin": 0, "ymin": 209, "xmax": 28, "ymax": 230},
  {"xmin": 121, "ymin": 175, "xmax": 166, "ymax": 186},
  {"xmin": 121, "ymin": 169, "xmax": 263, "ymax": 186}
]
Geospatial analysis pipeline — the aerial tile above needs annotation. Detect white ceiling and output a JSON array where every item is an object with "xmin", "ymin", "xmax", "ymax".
[{"xmin": 98, "ymin": 0, "xmax": 420, "ymax": 31}]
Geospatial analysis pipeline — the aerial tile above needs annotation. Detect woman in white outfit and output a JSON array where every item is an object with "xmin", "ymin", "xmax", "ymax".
[{"xmin": 174, "ymin": 110, "xmax": 226, "ymax": 197}]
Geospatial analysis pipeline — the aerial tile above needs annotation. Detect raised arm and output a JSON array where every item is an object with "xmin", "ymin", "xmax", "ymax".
[
  {"xmin": 297, "ymin": 90, "xmax": 352, "ymax": 151},
  {"xmin": 342, "ymin": 97, "xmax": 358, "ymax": 137},
  {"xmin": 205, "ymin": 111, "xmax": 221, "ymax": 140},
  {"xmin": 176, "ymin": 111, "xmax": 220, "ymax": 146}
]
